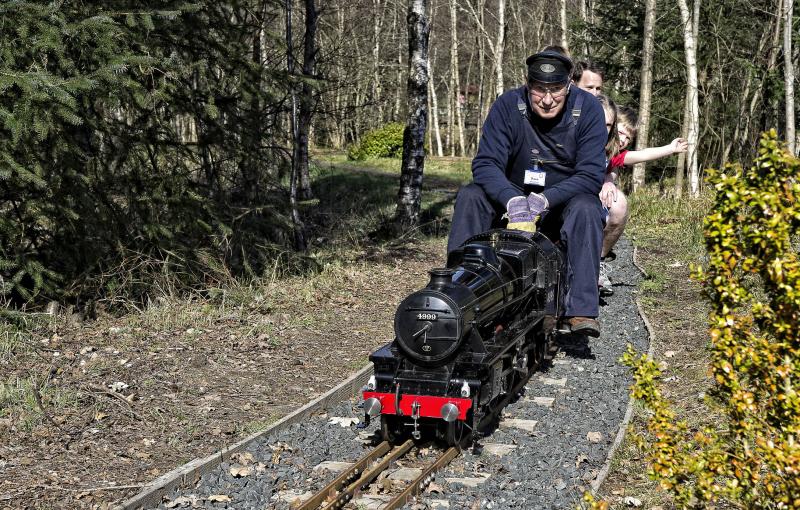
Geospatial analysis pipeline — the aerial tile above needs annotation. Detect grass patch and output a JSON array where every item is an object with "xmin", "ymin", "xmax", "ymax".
[
  {"xmin": 306, "ymin": 154, "xmax": 470, "ymax": 252},
  {"xmin": 0, "ymin": 375, "xmax": 79, "ymax": 430},
  {"xmin": 626, "ymin": 187, "xmax": 712, "ymax": 264},
  {"xmin": 240, "ymin": 417, "xmax": 279, "ymax": 436}
]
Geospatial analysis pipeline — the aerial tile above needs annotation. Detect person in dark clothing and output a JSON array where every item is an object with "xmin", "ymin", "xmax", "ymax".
[{"xmin": 446, "ymin": 49, "xmax": 607, "ymax": 337}]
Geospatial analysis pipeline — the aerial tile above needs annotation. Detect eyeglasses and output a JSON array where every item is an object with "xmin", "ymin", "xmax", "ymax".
[{"xmin": 530, "ymin": 82, "xmax": 570, "ymax": 100}]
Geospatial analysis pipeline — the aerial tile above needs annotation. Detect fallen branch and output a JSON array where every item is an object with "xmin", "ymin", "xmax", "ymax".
[
  {"xmin": 83, "ymin": 384, "xmax": 144, "ymax": 421},
  {"xmin": 31, "ymin": 381, "xmax": 63, "ymax": 431}
]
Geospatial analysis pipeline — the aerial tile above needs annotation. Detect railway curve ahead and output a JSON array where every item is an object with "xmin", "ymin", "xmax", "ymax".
[{"xmin": 121, "ymin": 236, "xmax": 646, "ymax": 510}]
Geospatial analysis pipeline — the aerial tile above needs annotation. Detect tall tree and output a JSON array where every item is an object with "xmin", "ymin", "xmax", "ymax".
[
  {"xmin": 559, "ymin": 0, "xmax": 569, "ymax": 52},
  {"xmin": 296, "ymin": 0, "xmax": 319, "ymax": 200},
  {"xmin": 371, "ymin": 0, "xmax": 386, "ymax": 122},
  {"xmin": 395, "ymin": 0, "xmax": 429, "ymax": 228},
  {"xmin": 784, "ymin": 0, "xmax": 796, "ymax": 154},
  {"xmin": 286, "ymin": 0, "xmax": 307, "ymax": 250},
  {"xmin": 428, "ymin": 53, "xmax": 444, "ymax": 156},
  {"xmin": 494, "ymin": 0, "xmax": 506, "ymax": 98},
  {"xmin": 449, "ymin": 0, "xmax": 466, "ymax": 156},
  {"xmin": 678, "ymin": 0, "xmax": 700, "ymax": 196},
  {"xmin": 632, "ymin": 0, "xmax": 657, "ymax": 191}
]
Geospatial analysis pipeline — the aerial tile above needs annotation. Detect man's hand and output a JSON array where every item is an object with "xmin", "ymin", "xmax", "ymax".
[
  {"xmin": 671, "ymin": 138, "xmax": 688, "ymax": 154},
  {"xmin": 506, "ymin": 196, "xmax": 535, "ymax": 223},
  {"xmin": 527, "ymin": 193, "xmax": 548, "ymax": 217},
  {"xmin": 600, "ymin": 182, "xmax": 617, "ymax": 208}
]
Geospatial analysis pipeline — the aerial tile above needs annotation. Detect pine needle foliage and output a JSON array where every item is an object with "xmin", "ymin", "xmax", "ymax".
[
  {"xmin": 1, "ymin": 1, "xmax": 303, "ymax": 306},
  {"xmin": 619, "ymin": 131, "xmax": 800, "ymax": 508}
]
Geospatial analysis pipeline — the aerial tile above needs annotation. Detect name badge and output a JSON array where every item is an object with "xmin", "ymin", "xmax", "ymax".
[{"xmin": 524, "ymin": 168, "xmax": 546, "ymax": 186}]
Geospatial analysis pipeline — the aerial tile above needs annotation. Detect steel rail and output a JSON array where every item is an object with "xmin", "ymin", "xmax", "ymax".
[
  {"xmin": 320, "ymin": 439, "xmax": 415, "ymax": 510},
  {"xmin": 382, "ymin": 446, "xmax": 460, "ymax": 510},
  {"xmin": 297, "ymin": 441, "xmax": 392, "ymax": 510}
]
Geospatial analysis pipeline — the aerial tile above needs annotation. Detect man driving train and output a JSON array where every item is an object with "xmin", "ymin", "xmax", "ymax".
[{"xmin": 446, "ymin": 48, "xmax": 607, "ymax": 337}]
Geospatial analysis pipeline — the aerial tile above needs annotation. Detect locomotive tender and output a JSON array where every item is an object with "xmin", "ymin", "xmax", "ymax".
[{"xmin": 362, "ymin": 228, "xmax": 565, "ymax": 445}]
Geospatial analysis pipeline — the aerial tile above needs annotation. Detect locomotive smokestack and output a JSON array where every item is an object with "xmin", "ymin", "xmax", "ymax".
[{"xmin": 428, "ymin": 268, "xmax": 453, "ymax": 289}]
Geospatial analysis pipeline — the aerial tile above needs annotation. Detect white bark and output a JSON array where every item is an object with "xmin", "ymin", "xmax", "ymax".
[
  {"xmin": 678, "ymin": 0, "xmax": 700, "ymax": 196},
  {"xmin": 371, "ymin": 0, "xmax": 385, "ymax": 123},
  {"xmin": 428, "ymin": 53, "xmax": 444, "ymax": 156},
  {"xmin": 785, "ymin": 0, "xmax": 796, "ymax": 154},
  {"xmin": 494, "ymin": 0, "xmax": 506, "ymax": 98},
  {"xmin": 633, "ymin": 0, "xmax": 657, "ymax": 191},
  {"xmin": 395, "ymin": 0, "xmax": 429, "ymax": 227},
  {"xmin": 446, "ymin": 68, "xmax": 454, "ymax": 155},
  {"xmin": 559, "ymin": 0, "xmax": 569, "ymax": 52},
  {"xmin": 450, "ymin": 0, "xmax": 466, "ymax": 155},
  {"xmin": 475, "ymin": 0, "xmax": 488, "ymax": 137},
  {"xmin": 462, "ymin": 0, "xmax": 501, "ymax": 106},
  {"xmin": 675, "ymin": 93, "xmax": 689, "ymax": 197},
  {"xmin": 394, "ymin": 4, "xmax": 404, "ymax": 121}
]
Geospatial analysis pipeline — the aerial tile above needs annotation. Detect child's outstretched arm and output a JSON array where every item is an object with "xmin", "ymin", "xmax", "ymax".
[{"xmin": 622, "ymin": 138, "xmax": 688, "ymax": 165}]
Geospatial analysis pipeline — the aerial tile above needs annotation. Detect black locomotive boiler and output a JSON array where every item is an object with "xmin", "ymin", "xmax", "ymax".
[{"xmin": 362, "ymin": 228, "xmax": 565, "ymax": 445}]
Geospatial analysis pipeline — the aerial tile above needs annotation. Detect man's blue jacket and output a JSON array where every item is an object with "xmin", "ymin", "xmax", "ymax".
[{"xmin": 472, "ymin": 85, "xmax": 607, "ymax": 209}]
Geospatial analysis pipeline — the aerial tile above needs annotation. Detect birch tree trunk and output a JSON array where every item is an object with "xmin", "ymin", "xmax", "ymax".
[
  {"xmin": 578, "ymin": 0, "xmax": 588, "ymax": 54},
  {"xmin": 450, "ymin": 0, "xmax": 466, "ymax": 156},
  {"xmin": 446, "ymin": 69, "xmax": 454, "ymax": 155},
  {"xmin": 476, "ymin": 1, "xmax": 487, "ymax": 140},
  {"xmin": 675, "ymin": 92, "xmax": 689, "ymax": 197},
  {"xmin": 784, "ymin": 0, "xmax": 796, "ymax": 154},
  {"xmin": 392, "ymin": 4, "xmax": 404, "ymax": 122},
  {"xmin": 428, "ymin": 51, "xmax": 444, "ymax": 156},
  {"xmin": 494, "ymin": 0, "xmax": 506, "ymax": 98},
  {"xmin": 559, "ymin": 0, "xmax": 569, "ymax": 52},
  {"xmin": 395, "ymin": 0, "xmax": 429, "ymax": 228},
  {"xmin": 678, "ymin": 0, "xmax": 700, "ymax": 196},
  {"xmin": 372, "ymin": 0, "xmax": 385, "ymax": 124},
  {"xmin": 510, "ymin": 1, "xmax": 527, "ymax": 55},
  {"xmin": 286, "ymin": 0, "xmax": 306, "ymax": 250},
  {"xmin": 394, "ymin": 4, "xmax": 404, "ymax": 121},
  {"xmin": 632, "ymin": 0, "xmax": 656, "ymax": 191}
]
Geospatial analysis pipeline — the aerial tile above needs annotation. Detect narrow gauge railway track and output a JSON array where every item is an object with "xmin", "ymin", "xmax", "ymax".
[
  {"xmin": 298, "ymin": 440, "xmax": 459, "ymax": 510},
  {"xmin": 122, "ymin": 238, "xmax": 647, "ymax": 509}
]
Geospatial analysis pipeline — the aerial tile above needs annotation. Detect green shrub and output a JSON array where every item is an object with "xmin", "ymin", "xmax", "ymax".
[
  {"xmin": 347, "ymin": 123, "xmax": 405, "ymax": 160},
  {"xmin": 620, "ymin": 130, "xmax": 800, "ymax": 508}
]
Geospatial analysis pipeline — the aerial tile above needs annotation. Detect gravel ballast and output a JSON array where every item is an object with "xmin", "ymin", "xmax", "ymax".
[{"xmin": 139, "ymin": 236, "xmax": 646, "ymax": 509}]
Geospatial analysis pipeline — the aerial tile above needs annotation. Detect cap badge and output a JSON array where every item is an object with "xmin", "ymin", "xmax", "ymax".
[{"xmin": 540, "ymin": 63, "xmax": 555, "ymax": 73}]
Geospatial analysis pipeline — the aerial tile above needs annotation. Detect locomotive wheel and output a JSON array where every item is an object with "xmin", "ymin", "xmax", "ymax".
[
  {"xmin": 380, "ymin": 415, "xmax": 404, "ymax": 443},
  {"xmin": 531, "ymin": 331, "xmax": 548, "ymax": 370}
]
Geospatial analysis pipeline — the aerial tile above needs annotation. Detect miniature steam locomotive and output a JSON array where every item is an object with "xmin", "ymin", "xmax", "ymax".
[{"xmin": 362, "ymin": 229, "xmax": 565, "ymax": 445}]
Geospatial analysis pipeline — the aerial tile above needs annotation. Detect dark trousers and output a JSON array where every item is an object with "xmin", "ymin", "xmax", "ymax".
[{"xmin": 447, "ymin": 183, "xmax": 604, "ymax": 318}]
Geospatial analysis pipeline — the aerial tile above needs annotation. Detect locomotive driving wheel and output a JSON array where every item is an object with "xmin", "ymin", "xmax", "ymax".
[{"xmin": 380, "ymin": 415, "xmax": 405, "ymax": 443}]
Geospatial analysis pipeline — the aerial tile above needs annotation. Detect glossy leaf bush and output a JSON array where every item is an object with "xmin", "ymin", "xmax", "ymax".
[{"xmin": 622, "ymin": 130, "xmax": 800, "ymax": 508}]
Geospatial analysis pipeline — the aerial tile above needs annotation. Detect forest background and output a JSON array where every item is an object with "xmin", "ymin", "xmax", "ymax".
[
  {"xmin": 1, "ymin": 0, "xmax": 797, "ymax": 307},
  {"xmin": 1, "ymin": 1, "xmax": 799, "ymax": 508}
]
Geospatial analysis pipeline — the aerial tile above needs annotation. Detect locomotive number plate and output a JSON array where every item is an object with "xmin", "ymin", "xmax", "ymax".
[{"xmin": 416, "ymin": 313, "xmax": 438, "ymax": 321}]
